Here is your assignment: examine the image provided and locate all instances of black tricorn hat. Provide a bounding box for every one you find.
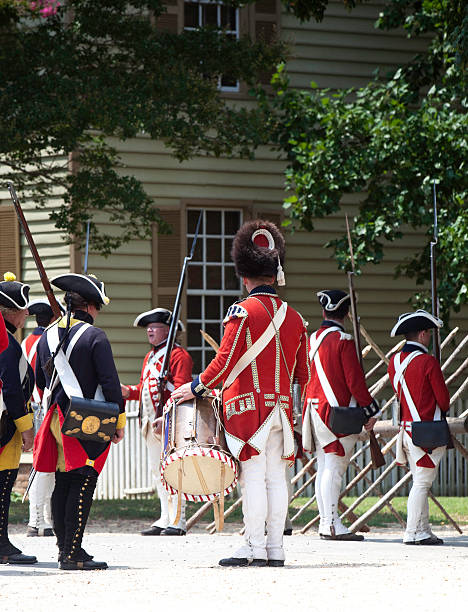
[231,220,286,284]
[133,307,185,332]
[51,273,110,306]
[0,272,30,309]
[317,289,350,312]
[390,309,443,337]
[27,298,65,318]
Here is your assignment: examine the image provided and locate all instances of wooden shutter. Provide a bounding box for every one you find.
[156,1,180,33]
[253,0,280,85]
[152,208,183,312]
[0,207,20,278]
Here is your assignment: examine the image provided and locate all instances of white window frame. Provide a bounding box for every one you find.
[186,207,243,372]
[183,0,240,93]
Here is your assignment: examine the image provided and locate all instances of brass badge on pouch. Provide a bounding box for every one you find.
[81,415,101,435]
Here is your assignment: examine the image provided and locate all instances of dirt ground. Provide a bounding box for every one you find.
[1,520,467,611]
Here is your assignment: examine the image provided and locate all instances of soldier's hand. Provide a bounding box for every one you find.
[121,384,130,399]
[364,416,377,432]
[112,428,125,444]
[171,382,195,405]
[21,428,34,452]
[152,417,163,437]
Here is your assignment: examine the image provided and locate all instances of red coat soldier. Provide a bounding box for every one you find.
[303,290,379,540]
[121,308,192,536]
[388,309,449,545]
[173,220,309,567]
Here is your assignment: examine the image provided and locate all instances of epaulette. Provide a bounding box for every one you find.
[223,303,249,324]
[339,331,353,341]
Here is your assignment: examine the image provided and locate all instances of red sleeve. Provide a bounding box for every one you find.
[341,339,373,406]
[427,358,450,412]
[200,317,247,389]
[170,347,193,388]
[0,313,7,354]
[127,352,150,401]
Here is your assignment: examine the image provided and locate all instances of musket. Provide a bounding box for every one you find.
[155,211,203,418]
[83,220,91,274]
[7,182,62,320]
[430,181,441,363]
[345,216,385,469]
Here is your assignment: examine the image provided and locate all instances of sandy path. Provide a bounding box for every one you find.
[1,521,467,611]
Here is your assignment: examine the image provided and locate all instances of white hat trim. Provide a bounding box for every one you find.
[133,307,172,328]
[51,273,109,305]
[251,229,275,250]
[0,285,29,310]
[390,309,443,337]
[317,291,350,312]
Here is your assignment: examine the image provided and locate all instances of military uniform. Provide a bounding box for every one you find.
[303,290,378,540]
[33,273,125,569]
[0,273,37,564]
[22,299,61,537]
[187,221,309,566]
[388,310,449,545]
[126,311,192,534]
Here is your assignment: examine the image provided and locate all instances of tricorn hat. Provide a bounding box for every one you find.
[317,289,350,312]
[27,298,65,318]
[231,220,286,285]
[0,272,30,310]
[133,307,185,332]
[51,273,110,306]
[390,309,443,337]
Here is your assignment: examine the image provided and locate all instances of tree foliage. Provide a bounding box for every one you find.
[0,0,285,254]
[260,0,467,321]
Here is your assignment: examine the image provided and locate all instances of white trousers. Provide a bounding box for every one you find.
[315,435,358,536]
[403,436,445,543]
[28,471,55,530]
[144,430,186,530]
[236,410,288,561]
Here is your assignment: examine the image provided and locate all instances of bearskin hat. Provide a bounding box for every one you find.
[231,220,286,284]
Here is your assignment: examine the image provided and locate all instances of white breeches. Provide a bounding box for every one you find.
[403,436,445,543]
[315,435,358,536]
[28,471,55,530]
[236,410,288,561]
[144,430,186,530]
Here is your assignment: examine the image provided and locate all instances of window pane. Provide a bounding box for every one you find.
[225,265,239,290]
[187,295,202,319]
[206,210,221,234]
[205,295,219,319]
[224,210,240,235]
[224,237,234,262]
[187,322,201,346]
[220,74,238,88]
[206,238,221,262]
[184,2,199,27]
[221,5,236,30]
[206,266,221,289]
[202,3,218,26]
[188,209,202,233]
[188,264,203,289]
[205,322,220,344]
[189,237,203,262]
[191,350,202,374]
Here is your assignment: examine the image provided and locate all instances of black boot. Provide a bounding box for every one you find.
[0,469,37,565]
[59,472,106,570]
[51,471,69,561]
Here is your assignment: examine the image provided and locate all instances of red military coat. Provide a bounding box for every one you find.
[127,342,193,422]
[21,328,44,403]
[304,321,373,456]
[388,342,449,467]
[191,286,309,462]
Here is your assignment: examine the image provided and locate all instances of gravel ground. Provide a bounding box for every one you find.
[1,521,467,611]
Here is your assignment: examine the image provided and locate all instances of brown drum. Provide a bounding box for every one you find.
[160,397,238,502]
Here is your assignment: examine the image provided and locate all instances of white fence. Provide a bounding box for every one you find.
[96,399,468,500]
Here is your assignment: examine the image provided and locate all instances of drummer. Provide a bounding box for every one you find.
[121,308,193,536]
[173,220,310,567]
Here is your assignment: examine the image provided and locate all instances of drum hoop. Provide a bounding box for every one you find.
[160,445,239,503]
